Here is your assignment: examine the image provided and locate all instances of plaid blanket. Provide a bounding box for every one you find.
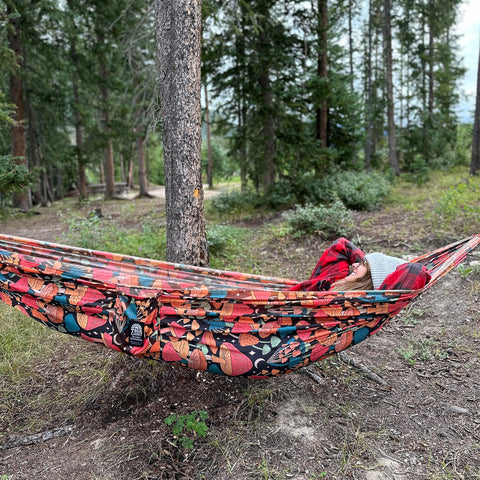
[289,238,431,291]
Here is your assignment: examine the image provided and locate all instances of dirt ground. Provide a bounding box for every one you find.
[0,187,479,480]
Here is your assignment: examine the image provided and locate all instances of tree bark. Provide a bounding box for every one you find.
[137,134,149,196]
[470,45,480,175]
[155,0,208,266]
[316,0,328,151]
[348,0,354,91]
[258,11,276,188]
[8,6,31,210]
[204,82,214,189]
[383,0,400,175]
[364,0,374,171]
[258,66,276,187]
[98,32,115,198]
[73,79,88,199]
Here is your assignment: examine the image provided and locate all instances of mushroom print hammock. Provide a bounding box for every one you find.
[0,234,478,378]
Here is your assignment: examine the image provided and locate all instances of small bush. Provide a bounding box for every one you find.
[326,171,392,211]
[210,190,258,215]
[283,195,353,237]
[164,410,209,450]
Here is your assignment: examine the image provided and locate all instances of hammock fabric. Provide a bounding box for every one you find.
[0,234,478,378]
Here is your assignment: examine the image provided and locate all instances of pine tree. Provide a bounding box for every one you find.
[383,0,399,175]
[155,0,208,266]
[6,1,30,209]
[470,44,480,175]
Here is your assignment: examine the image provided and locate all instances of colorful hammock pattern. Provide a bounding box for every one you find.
[0,234,478,378]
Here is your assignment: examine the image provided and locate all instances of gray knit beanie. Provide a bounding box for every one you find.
[365,252,406,289]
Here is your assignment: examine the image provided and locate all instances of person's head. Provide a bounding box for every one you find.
[331,253,406,291]
[331,258,374,291]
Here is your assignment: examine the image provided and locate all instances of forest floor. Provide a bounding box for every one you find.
[0,183,480,480]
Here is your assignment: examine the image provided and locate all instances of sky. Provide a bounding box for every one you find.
[456,0,479,122]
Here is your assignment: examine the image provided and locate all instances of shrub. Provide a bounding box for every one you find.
[210,189,260,216]
[327,170,392,211]
[164,410,209,450]
[283,195,353,237]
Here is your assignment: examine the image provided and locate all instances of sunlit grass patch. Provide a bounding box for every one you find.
[385,166,473,211]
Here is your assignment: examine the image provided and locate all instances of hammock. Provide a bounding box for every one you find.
[0,233,478,378]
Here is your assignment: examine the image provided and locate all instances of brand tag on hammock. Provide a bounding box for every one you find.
[129,321,144,347]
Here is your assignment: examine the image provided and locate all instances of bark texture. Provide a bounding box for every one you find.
[316,0,328,150]
[8,7,31,210]
[155,0,208,266]
[384,0,400,175]
[470,45,480,175]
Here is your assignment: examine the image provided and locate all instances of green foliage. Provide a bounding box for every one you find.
[64,213,166,259]
[283,195,353,237]
[430,180,480,235]
[147,133,165,186]
[326,171,392,211]
[202,139,237,181]
[0,155,36,196]
[207,224,247,258]
[210,190,260,217]
[0,303,56,381]
[164,410,209,450]
[457,264,473,279]
[402,153,431,185]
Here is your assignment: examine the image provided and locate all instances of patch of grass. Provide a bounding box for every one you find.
[398,338,449,366]
[338,426,375,477]
[385,166,472,210]
[207,224,251,269]
[401,307,425,326]
[0,303,58,381]
[429,179,480,236]
[63,212,167,259]
[0,303,69,438]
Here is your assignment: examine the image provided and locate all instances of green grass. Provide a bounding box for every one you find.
[0,303,58,380]
[385,166,475,210]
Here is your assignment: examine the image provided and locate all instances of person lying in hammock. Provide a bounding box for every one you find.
[290,237,430,292]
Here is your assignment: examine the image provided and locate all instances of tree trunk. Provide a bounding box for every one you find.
[259,67,276,187]
[204,82,214,189]
[73,79,88,199]
[383,0,400,175]
[316,0,328,151]
[155,0,208,266]
[137,134,149,196]
[104,136,115,197]
[364,0,374,171]
[348,0,354,91]
[236,3,248,192]
[98,32,115,198]
[8,6,31,211]
[258,18,275,188]
[470,45,480,175]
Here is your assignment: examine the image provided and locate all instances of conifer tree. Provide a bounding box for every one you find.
[155,0,208,266]
[470,44,480,175]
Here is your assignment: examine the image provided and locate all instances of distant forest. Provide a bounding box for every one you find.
[0,0,475,209]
